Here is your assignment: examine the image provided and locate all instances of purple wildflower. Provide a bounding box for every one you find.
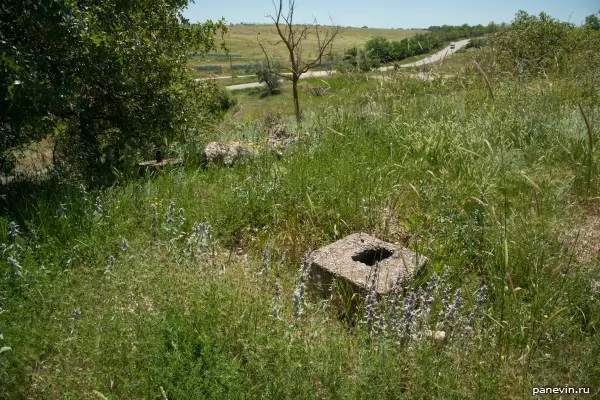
[105,255,115,273]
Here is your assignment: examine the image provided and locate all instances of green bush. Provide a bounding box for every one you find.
[365,37,393,63]
[357,49,380,71]
[466,37,487,49]
[247,58,283,94]
[489,11,579,76]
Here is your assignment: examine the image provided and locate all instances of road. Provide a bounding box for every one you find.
[221,38,471,90]
[221,70,336,91]
[381,38,470,69]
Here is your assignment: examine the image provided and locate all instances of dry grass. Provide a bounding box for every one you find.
[12,138,53,174]
[571,203,600,264]
[0,138,54,183]
[189,24,425,73]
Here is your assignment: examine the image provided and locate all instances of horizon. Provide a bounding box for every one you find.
[184,0,599,29]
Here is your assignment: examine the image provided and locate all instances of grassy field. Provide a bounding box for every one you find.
[2,54,600,398]
[189,24,425,77]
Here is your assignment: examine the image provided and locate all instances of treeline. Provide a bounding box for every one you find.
[343,33,441,70]
[428,22,504,41]
[344,23,500,69]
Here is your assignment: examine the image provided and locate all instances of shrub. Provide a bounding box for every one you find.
[489,11,574,76]
[356,49,380,72]
[343,47,358,67]
[466,37,487,49]
[248,58,283,94]
[194,81,237,116]
[365,37,393,63]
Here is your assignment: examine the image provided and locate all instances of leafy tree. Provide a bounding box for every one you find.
[365,37,392,63]
[585,12,600,30]
[0,0,227,181]
[259,0,340,125]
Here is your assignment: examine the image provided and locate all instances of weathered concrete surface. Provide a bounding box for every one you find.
[309,232,426,296]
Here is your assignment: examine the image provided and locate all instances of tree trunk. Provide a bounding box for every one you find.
[292,74,301,126]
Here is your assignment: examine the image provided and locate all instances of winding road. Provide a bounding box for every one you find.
[213,38,471,90]
[381,38,470,69]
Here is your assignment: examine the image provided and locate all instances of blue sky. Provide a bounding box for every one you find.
[184,0,599,28]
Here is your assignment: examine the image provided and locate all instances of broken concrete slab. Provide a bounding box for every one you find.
[308,232,427,297]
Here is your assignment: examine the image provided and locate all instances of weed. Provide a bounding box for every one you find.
[1,48,599,399]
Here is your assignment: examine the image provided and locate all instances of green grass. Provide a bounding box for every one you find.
[1,69,599,399]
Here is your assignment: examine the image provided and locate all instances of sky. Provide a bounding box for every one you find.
[183,0,599,29]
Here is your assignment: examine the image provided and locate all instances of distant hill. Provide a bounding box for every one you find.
[190,24,427,65]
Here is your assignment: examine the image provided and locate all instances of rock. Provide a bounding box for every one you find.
[203,141,257,167]
[203,142,227,165]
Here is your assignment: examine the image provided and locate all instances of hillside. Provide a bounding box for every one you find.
[2,7,600,399]
[188,24,426,73]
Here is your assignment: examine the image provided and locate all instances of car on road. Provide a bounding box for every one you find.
[450,42,456,49]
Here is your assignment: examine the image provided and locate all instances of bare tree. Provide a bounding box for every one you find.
[259,0,340,125]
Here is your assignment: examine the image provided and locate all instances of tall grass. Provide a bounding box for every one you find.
[0,72,599,399]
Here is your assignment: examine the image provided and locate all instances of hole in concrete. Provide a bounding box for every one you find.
[352,248,393,266]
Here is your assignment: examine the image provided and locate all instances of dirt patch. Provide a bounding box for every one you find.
[563,203,600,293]
[571,204,600,264]
[1,138,54,184]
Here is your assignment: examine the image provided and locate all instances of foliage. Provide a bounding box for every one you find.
[465,37,487,49]
[584,11,600,30]
[488,11,581,76]
[365,36,393,63]
[342,46,380,71]
[357,49,380,71]
[1,70,599,398]
[363,33,444,65]
[0,0,226,181]
[192,81,238,117]
[343,46,359,67]
[249,58,283,94]
[428,22,500,40]
[359,23,502,66]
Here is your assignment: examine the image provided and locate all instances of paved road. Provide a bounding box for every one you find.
[381,38,470,69]
[221,70,335,90]
[223,39,471,90]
